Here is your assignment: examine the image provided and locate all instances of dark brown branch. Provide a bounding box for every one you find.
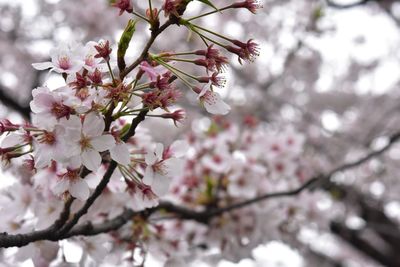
[0,85,30,119]
[55,161,118,237]
[63,209,139,238]
[0,196,74,247]
[330,221,400,267]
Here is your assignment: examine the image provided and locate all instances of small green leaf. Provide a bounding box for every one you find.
[117,19,137,72]
[196,0,219,11]
[120,123,131,137]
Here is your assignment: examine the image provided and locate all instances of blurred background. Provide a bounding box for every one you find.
[2,0,400,266]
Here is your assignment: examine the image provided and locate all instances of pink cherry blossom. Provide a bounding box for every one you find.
[32,43,84,74]
[65,112,115,171]
[197,86,231,115]
[143,143,184,196]
[52,157,90,200]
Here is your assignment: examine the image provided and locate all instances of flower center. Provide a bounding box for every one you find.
[51,102,71,119]
[64,169,80,181]
[58,56,71,70]
[79,135,92,150]
[39,131,56,145]
[153,161,168,175]
[85,55,94,66]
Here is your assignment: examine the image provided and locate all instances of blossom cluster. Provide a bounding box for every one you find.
[0,0,286,266]
[101,117,334,264]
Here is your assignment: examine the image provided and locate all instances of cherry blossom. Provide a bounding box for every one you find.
[197,86,231,115]
[52,157,90,200]
[143,143,184,196]
[65,112,115,171]
[32,43,84,74]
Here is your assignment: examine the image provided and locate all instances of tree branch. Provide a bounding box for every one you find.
[0,85,30,119]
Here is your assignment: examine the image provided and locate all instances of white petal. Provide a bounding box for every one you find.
[169,140,189,158]
[152,173,171,196]
[155,143,164,159]
[142,167,154,186]
[61,115,82,131]
[34,148,53,168]
[202,91,231,115]
[67,155,82,169]
[69,179,90,201]
[83,112,105,137]
[82,149,102,171]
[30,93,54,113]
[91,135,115,152]
[52,179,69,196]
[145,145,158,165]
[1,133,24,148]
[110,143,130,165]
[32,62,54,70]
[164,158,184,178]
[126,95,142,109]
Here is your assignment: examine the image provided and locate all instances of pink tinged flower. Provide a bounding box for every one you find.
[32,44,84,74]
[66,112,116,171]
[83,41,105,72]
[196,87,231,115]
[143,143,184,196]
[228,176,257,198]
[163,139,189,159]
[30,87,74,129]
[52,160,90,201]
[112,0,133,15]
[126,182,159,211]
[33,126,68,168]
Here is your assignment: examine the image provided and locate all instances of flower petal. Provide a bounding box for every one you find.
[169,140,189,158]
[110,142,130,165]
[1,133,24,148]
[91,135,115,152]
[69,178,90,201]
[82,149,101,171]
[52,179,69,196]
[152,173,171,196]
[142,167,154,186]
[32,62,54,70]
[83,112,105,137]
[163,158,184,178]
[201,90,231,115]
